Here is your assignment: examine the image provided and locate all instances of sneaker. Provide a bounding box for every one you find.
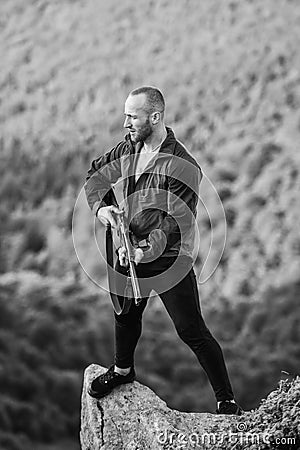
[88,365,135,399]
[216,400,243,415]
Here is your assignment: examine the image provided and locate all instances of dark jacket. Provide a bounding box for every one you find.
[84,127,202,262]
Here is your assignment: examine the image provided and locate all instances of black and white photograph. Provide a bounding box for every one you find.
[0,1,299,449]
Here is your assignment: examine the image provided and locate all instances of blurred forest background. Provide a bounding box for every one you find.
[1,0,300,448]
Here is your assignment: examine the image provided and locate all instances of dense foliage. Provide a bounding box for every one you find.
[218,377,300,450]
[0,274,114,449]
[1,0,299,448]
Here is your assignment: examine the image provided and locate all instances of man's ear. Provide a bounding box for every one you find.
[151,112,160,124]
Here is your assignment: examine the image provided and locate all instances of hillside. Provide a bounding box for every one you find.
[0,0,299,448]
[1,0,299,299]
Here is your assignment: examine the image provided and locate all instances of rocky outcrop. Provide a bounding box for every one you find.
[80,364,243,450]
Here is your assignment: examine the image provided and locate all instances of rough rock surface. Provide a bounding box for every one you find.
[80,364,243,450]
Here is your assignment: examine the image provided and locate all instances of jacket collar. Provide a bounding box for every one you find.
[125,126,177,155]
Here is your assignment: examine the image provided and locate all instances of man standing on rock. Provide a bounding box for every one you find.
[84,86,242,415]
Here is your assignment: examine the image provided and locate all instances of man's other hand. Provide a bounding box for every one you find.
[134,248,144,265]
[97,206,123,228]
[118,247,144,267]
[118,246,128,267]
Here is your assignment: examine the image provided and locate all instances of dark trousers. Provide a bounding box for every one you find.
[114,256,234,402]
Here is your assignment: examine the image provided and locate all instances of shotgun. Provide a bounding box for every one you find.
[116,212,143,307]
[105,188,142,314]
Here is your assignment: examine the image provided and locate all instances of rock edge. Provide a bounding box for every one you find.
[80,364,243,449]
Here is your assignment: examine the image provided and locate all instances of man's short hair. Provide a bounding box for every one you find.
[129,86,165,115]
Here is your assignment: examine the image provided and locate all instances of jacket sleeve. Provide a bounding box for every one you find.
[84,141,125,215]
[142,159,202,261]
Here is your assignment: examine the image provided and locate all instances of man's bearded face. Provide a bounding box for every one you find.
[124,94,153,143]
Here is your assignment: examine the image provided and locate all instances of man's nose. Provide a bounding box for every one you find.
[123,116,131,128]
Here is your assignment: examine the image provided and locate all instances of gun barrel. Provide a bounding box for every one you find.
[128,260,142,300]
[118,216,142,305]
